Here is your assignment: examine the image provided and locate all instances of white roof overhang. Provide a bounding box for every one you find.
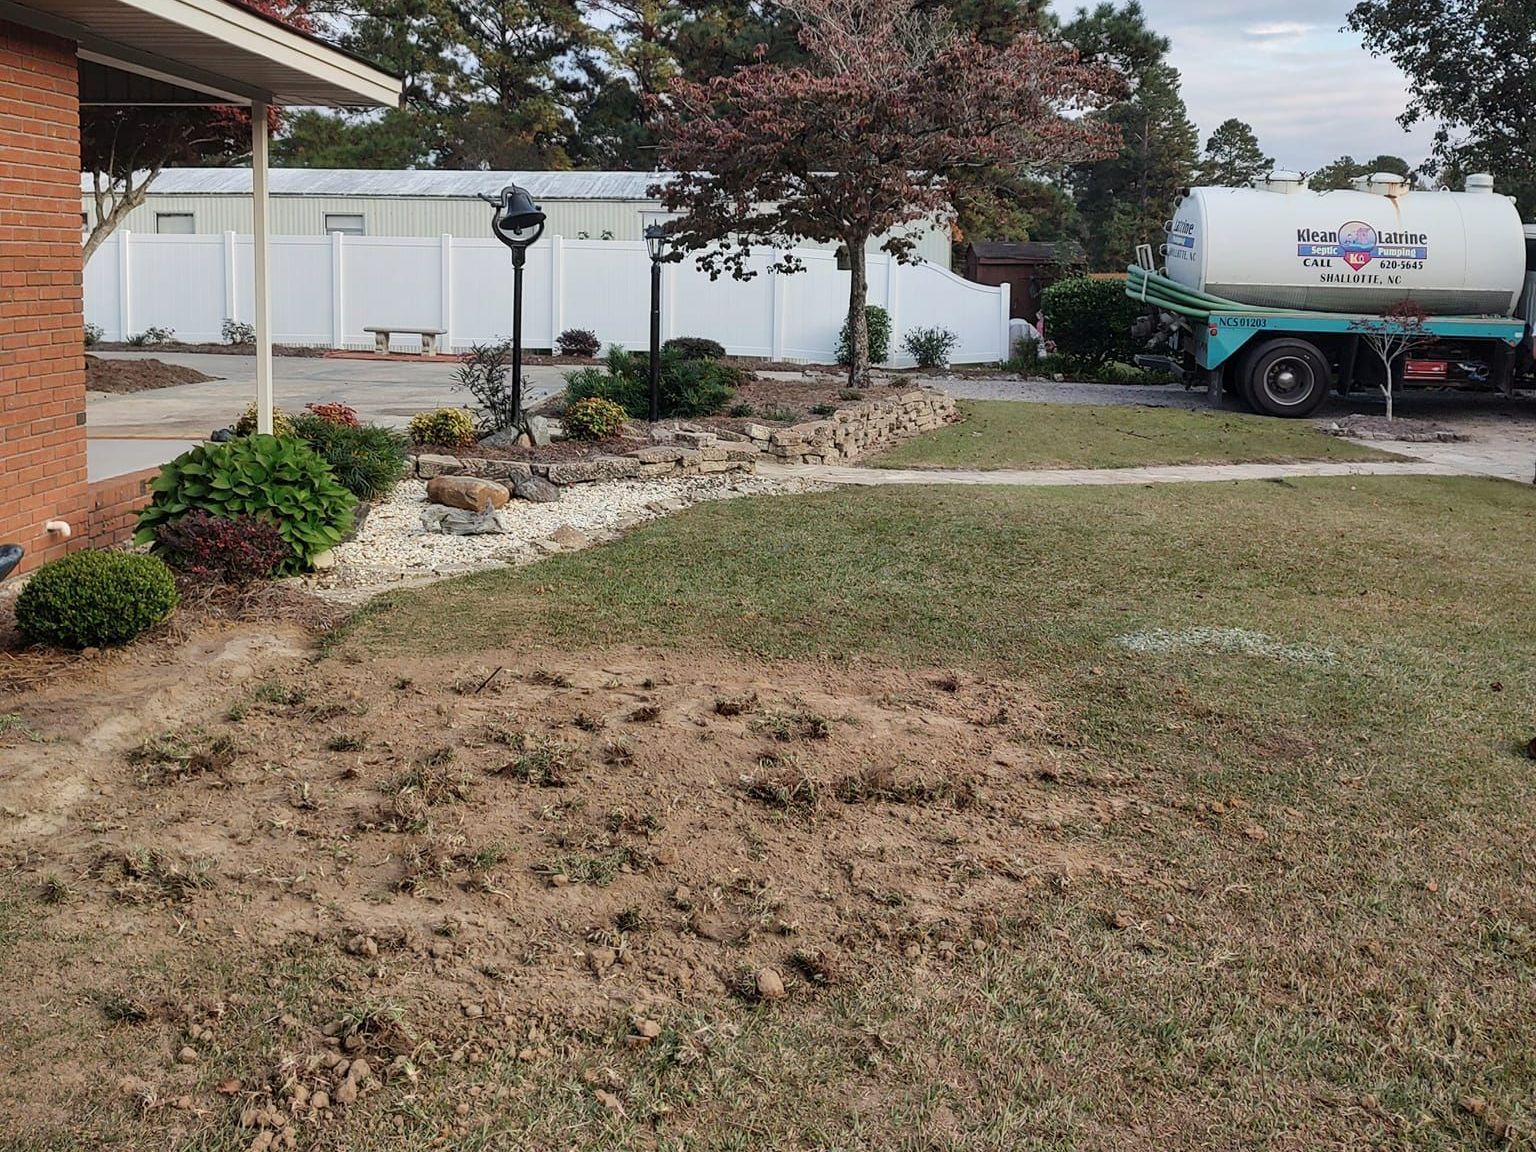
[0,0,399,107]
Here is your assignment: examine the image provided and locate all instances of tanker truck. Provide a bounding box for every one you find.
[1126,172,1535,417]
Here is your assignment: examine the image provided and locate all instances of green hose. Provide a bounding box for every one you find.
[1123,266,1294,317]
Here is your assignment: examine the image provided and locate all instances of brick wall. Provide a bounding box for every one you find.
[86,466,157,547]
[0,21,86,572]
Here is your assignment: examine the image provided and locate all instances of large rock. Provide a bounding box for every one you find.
[426,474,509,513]
[421,506,515,535]
[546,456,643,485]
[415,453,464,479]
[512,474,561,503]
[629,445,685,464]
[528,415,563,447]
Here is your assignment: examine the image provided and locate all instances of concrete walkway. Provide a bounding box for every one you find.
[87,351,568,438]
[760,457,1517,488]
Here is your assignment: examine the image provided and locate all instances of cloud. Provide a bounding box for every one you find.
[1049,0,1438,169]
[1244,22,1315,37]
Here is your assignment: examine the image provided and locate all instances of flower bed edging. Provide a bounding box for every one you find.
[742,388,957,464]
[408,443,758,488]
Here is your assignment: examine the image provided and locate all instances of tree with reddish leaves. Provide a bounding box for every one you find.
[652,0,1119,384]
[80,0,313,262]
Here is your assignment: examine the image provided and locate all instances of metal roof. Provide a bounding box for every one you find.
[81,168,674,200]
[967,241,1085,263]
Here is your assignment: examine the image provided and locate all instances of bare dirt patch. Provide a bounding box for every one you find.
[86,355,215,394]
[0,629,1141,1144]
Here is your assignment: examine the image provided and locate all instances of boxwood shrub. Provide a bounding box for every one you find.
[1040,277,1142,368]
[15,550,178,649]
[136,435,355,573]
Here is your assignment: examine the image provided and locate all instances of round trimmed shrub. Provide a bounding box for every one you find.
[16,550,178,649]
[663,336,726,361]
[135,435,355,574]
[407,407,476,450]
[563,396,628,441]
[1040,277,1142,368]
[557,328,601,358]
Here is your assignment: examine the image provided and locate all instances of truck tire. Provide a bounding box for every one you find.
[1239,338,1331,417]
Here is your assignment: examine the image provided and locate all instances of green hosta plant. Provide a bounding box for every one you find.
[136,435,355,573]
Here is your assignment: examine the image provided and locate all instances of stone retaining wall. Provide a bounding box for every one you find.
[409,442,758,487]
[743,388,956,464]
[406,387,956,482]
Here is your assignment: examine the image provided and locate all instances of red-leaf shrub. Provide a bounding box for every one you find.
[305,401,361,427]
[153,510,292,584]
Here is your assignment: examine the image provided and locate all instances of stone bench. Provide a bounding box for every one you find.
[363,326,447,356]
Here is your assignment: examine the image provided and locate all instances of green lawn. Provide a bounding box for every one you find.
[332,477,1536,1146]
[870,400,1395,470]
[11,477,1534,1151]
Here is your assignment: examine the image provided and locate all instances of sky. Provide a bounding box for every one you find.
[1049,0,1437,173]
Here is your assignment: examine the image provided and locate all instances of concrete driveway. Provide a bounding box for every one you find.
[87,351,571,479]
[87,352,569,438]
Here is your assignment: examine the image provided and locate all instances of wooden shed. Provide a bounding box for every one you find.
[963,241,1085,321]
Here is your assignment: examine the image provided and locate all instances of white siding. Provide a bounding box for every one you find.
[87,194,953,266]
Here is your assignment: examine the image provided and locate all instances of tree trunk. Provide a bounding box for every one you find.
[846,235,870,388]
[82,173,156,264]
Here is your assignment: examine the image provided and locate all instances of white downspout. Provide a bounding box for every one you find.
[252,100,274,435]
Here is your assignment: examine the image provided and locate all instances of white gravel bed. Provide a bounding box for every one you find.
[307,473,828,602]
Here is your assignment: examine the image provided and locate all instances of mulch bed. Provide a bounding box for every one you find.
[0,578,345,694]
[85,355,215,394]
[89,342,325,357]
[696,376,908,432]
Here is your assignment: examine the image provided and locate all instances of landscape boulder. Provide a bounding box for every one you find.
[511,475,561,503]
[421,505,515,535]
[426,474,509,513]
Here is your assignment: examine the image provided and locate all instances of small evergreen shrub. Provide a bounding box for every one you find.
[556,328,601,358]
[810,402,838,417]
[902,326,959,370]
[304,401,360,427]
[1004,335,1042,373]
[407,408,476,450]
[1041,277,1141,368]
[563,396,628,440]
[454,340,519,433]
[233,403,295,439]
[15,550,178,649]
[126,325,176,347]
[136,435,355,574]
[153,511,290,584]
[838,388,865,401]
[663,336,726,361]
[562,346,742,421]
[292,414,407,500]
[84,322,104,348]
[221,318,256,345]
[728,402,757,417]
[835,306,891,366]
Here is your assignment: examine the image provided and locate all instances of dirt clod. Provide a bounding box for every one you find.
[176,1046,198,1065]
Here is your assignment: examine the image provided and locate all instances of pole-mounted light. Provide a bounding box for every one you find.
[644,224,671,423]
[480,184,548,432]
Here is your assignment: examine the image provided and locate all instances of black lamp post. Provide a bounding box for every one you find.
[482,184,546,430]
[644,223,669,423]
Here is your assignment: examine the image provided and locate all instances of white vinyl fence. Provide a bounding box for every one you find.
[83,232,1011,366]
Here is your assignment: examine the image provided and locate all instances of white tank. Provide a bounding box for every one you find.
[1164,178,1526,315]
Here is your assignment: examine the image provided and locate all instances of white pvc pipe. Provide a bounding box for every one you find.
[252,100,273,435]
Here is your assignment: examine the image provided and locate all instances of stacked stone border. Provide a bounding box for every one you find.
[407,387,956,483]
[745,388,957,465]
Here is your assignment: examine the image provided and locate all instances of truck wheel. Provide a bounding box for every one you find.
[1239,339,1331,418]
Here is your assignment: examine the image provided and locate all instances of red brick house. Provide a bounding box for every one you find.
[0,0,397,572]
